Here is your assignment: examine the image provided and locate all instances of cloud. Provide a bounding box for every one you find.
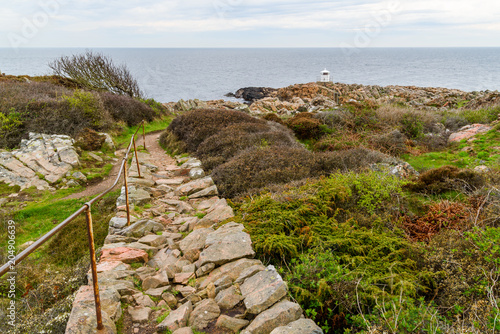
[0,0,499,47]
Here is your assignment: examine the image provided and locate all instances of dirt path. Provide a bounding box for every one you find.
[64,132,175,200]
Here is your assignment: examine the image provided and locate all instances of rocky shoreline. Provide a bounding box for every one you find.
[163,82,500,115]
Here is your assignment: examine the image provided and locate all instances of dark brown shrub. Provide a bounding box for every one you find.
[370,130,408,156]
[167,108,263,152]
[196,122,298,171]
[313,131,365,151]
[313,148,388,174]
[287,113,323,140]
[444,115,469,132]
[75,128,106,151]
[406,165,484,194]
[262,113,284,125]
[101,92,156,126]
[212,145,315,197]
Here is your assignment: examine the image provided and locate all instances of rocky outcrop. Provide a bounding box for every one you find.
[448,124,492,143]
[66,150,322,334]
[0,133,80,190]
[233,87,278,102]
[227,82,500,115]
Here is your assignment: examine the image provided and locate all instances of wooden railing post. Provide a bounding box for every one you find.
[84,203,104,330]
[142,122,146,150]
[132,136,142,178]
[123,159,131,226]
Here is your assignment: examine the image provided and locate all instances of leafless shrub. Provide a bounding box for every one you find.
[49,50,143,98]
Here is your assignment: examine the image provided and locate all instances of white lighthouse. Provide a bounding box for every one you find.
[319,68,331,82]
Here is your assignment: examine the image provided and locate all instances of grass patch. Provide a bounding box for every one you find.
[114,116,173,146]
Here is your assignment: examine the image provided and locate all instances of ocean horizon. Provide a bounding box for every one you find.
[1,47,499,102]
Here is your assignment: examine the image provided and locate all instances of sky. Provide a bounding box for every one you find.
[1,0,499,48]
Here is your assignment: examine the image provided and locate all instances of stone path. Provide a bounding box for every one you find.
[65,136,323,334]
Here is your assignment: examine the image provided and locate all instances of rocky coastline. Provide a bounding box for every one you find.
[163,82,500,115]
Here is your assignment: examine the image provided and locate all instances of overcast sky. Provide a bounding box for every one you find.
[1,0,499,48]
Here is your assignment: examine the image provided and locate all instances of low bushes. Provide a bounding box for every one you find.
[406,165,484,195]
[167,108,262,152]
[196,122,298,171]
[0,79,162,149]
[286,112,324,140]
[233,172,436,332]
[212,145,316,198]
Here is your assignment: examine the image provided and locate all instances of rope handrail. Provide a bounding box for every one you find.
[0,120,148,330]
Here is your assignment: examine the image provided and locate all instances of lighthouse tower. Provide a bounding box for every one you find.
[319,68,331,82]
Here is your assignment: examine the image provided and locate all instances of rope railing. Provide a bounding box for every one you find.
[0,120,148,330]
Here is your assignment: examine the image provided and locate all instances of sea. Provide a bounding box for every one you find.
[1,47,499,103]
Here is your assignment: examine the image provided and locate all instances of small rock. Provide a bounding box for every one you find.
[88,152,103,162]
[72,171,87,182]
[189,167,205,180]
[138,234,167,247]
[100,247,148,264]
[127,306,152,323]
[216,315,249,333]
[157,301,193,332]
[162,292,178,309]
[270,318,324,334]
[188,298,221,330]
[172,328,194,334]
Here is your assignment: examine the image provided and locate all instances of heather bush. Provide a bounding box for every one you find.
[159,130,186,155]
[196,121,298,171]
[101,92,158,126]
[370,129,408,156]
[0,80,160,148]
[312,148,387,174]
[406,165,484,195]
[261,112,285,125]
[314,108,355,130]
[167,108,263,152]
[74,128,106,151]
[287,112,324,140]
[212,145,315,198]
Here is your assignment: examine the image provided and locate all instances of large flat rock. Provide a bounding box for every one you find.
[270,319,324,334]
[197,223,255,267]
[242,301,302,334]
[240,265,288,314]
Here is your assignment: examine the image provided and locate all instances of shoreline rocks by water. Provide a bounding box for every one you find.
[164,82,500,116]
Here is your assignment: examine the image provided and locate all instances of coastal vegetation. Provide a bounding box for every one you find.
[0,54,172,333]
[160,95,500,333]
[1,53,499,332]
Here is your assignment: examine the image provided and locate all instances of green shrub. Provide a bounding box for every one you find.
[62,90,105,127]
[400,112,424,139]
[459,107,500,124]
[159,130,186,156]
[234,172,434,333]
